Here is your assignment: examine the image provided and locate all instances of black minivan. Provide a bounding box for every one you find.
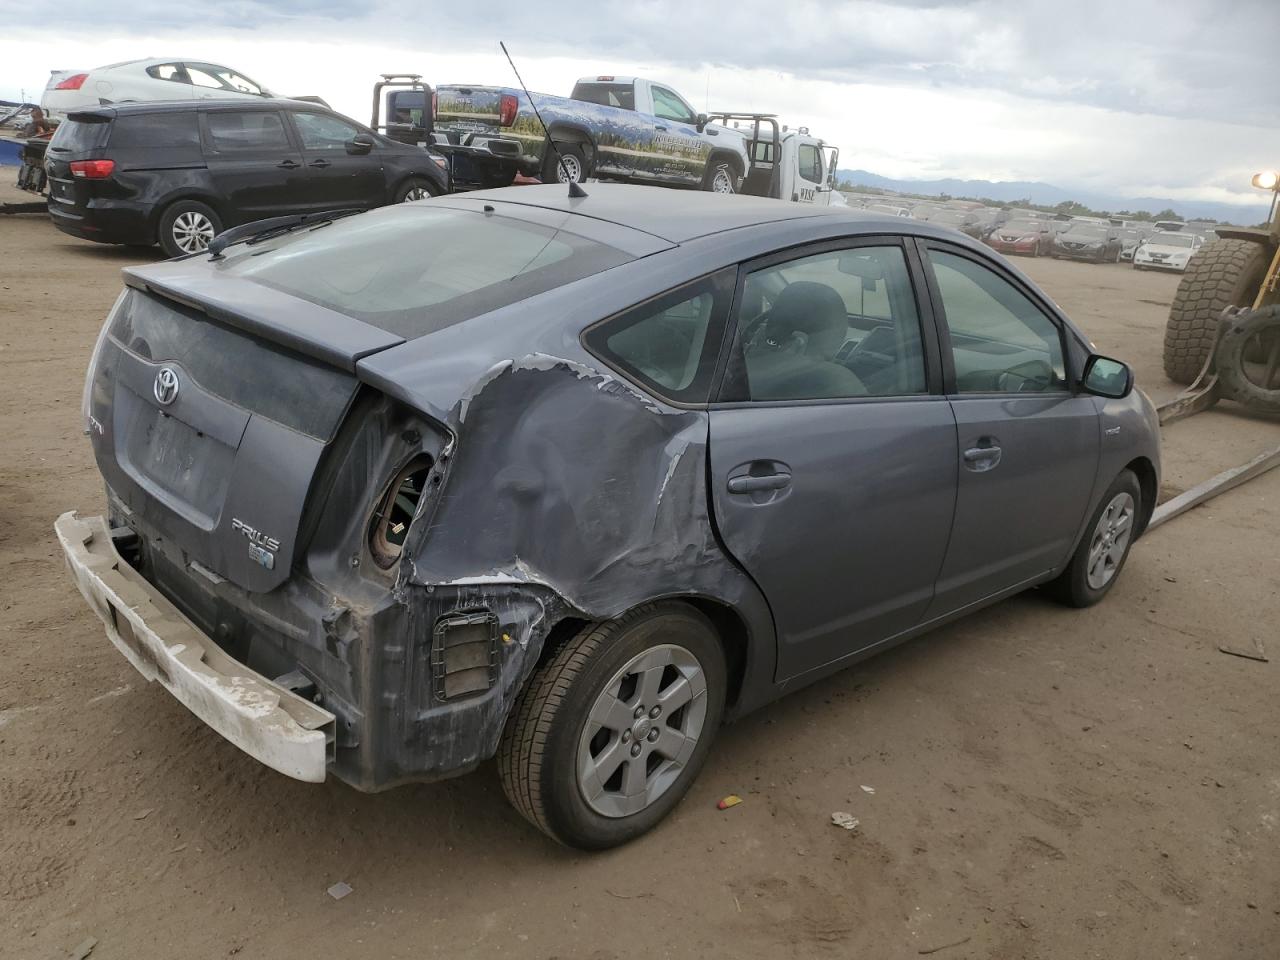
[45,100,450,256]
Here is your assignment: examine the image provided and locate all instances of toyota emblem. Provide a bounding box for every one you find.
[153,367,180,406]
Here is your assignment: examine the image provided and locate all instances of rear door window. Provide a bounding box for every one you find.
[205,111,291,152]
[145,63,189,84]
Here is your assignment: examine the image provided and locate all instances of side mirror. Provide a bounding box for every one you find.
[1081,354,1133,399]
[695,112,709,133]
[346,134,374,156]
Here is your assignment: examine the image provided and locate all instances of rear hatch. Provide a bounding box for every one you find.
[44,111,112,214]
[89,267,403,593]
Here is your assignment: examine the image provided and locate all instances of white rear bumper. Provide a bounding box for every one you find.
[55,512,335,782]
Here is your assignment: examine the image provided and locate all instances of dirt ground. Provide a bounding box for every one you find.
[2,181,1278,960]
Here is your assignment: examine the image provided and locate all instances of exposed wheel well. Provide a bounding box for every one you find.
[536,596,750,711]
[1125,456,1158,536]
[546,126,595,166]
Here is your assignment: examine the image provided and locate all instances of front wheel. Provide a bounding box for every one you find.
[157,200,222,258]
[1045,470,1142,607]
[702,159,739,194]
[394,176,438,203]
[497,602,726,849]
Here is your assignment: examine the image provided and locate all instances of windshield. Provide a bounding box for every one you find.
[221,205,632,338]
[1003,220,1042,233]
[1064,224,1107,238]
[1150,233,1195,248]
[929,210,970,224]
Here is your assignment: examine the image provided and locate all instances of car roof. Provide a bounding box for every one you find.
[453,183,929,243]
[65,99,328,121]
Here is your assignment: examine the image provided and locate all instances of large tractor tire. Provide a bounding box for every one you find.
[1163,238,1270,384]
[1216,305,1280,414]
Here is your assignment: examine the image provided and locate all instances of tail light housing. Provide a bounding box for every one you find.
[55,73,88,90]
[368,455,434,568]
[499,94,518,127]
[70,159,115,179]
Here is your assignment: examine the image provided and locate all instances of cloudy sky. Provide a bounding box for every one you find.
[3,0,1277,215]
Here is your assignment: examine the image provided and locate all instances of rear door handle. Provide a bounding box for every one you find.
[727,473,791,494]
[962,442,1003,472]
[309,159,331,169]
[277,159,300,169]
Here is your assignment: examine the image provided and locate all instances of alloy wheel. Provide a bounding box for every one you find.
[1086,492,1135,589]
[401,186,430,202]
[171,211,216,254]
[576,643,708,818]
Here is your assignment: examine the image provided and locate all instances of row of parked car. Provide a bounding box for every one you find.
[840,193,1213,273]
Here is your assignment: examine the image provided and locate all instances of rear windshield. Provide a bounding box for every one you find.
[49,117,109,153]
[222,205,633,339]
[571,82,636,110]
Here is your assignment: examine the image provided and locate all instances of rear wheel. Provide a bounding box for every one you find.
[541,142,588,184]
[1163,238,1271,384]
[497,602,726,849]
[157,200,221,258]
[1045,470,1141,608]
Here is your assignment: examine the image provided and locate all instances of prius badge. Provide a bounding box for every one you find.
[231,518,282,571]
[153,367,179,406]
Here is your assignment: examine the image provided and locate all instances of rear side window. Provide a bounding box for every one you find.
[222,205,633,338]
[49,118,109,153]
[109,112,201,149]
[205,111,290,152]
[146,63,188,83]
[583,270,734,404]
[571,83,636,110]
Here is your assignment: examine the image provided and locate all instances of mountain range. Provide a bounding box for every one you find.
[836,169,1269,226]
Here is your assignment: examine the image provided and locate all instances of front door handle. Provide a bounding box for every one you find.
[277,159,301,169]
[727,473,791,494]
[309,159,331,169]
[654,124,668,131]
[962,441,1003,472]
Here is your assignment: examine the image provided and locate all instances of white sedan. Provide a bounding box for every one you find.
[1133,231,1204,272]
[42,59,277,119]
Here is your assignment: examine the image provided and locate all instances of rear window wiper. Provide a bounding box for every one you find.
[206,208,364,260]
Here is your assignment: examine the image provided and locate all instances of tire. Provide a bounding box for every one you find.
[157,200,222,258]
[541,142,588,184]
[394,176,438,203]
[1163,238,1271,385]
[497,601,727,850]
[1215,305,1280,413]
[702,158,739,194]
[1045,470,1142,608]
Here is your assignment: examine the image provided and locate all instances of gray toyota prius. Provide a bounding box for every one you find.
[57,184,1160,848]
